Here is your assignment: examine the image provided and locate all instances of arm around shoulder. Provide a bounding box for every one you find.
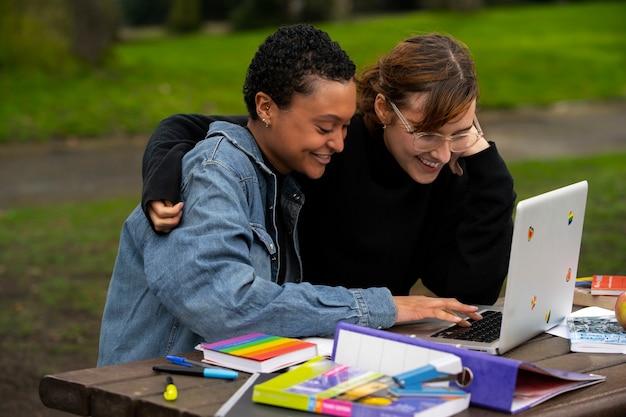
[141,114,247,228]
[143,139,397,341]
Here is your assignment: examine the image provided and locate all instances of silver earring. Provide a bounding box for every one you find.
[262,118,269,128]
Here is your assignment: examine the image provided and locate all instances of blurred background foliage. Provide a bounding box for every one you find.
[2,0,623,73]
[0,0,118,72]
[1,0,608,72]
[0,0,624,143]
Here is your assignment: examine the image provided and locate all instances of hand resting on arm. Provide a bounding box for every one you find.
[149,200,184,233]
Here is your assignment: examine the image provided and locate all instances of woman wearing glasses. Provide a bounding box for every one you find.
[142,33,515,306]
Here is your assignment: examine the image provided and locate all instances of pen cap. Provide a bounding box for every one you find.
[203,367,238,380]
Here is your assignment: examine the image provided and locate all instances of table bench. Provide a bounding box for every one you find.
[40,331,626,416]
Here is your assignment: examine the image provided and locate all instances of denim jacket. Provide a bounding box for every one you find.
[98,121,395,366]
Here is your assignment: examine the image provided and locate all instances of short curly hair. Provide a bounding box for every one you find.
[243,24,356,119]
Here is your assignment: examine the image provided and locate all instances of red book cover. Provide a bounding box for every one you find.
[591,275,626,295]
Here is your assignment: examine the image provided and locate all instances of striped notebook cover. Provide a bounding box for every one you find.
[198,333,318,373]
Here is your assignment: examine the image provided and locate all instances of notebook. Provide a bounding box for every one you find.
[392,180,588,355]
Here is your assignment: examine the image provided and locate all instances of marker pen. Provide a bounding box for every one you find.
[166,355,217,369]
[163,376,178,401]
[153,365,238,380]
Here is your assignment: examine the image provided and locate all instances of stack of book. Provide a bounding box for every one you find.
[573,275,626,310]
[590,275,626,296]
[252,356,470,417]
[196,333,318,374]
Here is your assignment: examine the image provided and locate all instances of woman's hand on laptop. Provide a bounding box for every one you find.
[393,296,483,327]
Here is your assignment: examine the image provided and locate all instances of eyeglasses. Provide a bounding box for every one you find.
[388,100,483,153]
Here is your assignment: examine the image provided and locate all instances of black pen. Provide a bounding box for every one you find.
[153,365,238,380]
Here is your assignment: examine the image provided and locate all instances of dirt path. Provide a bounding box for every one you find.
[1,100,625,210]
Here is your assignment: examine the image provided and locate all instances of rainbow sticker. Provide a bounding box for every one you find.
[530,295,537,310]
[545,310,551,324]
[527,226,534,241]
[568,211,574,225]
[566,268,572,282]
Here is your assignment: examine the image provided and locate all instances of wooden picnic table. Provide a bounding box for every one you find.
[40,324,626,416]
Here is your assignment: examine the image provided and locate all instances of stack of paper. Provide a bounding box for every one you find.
[566,308,626,354]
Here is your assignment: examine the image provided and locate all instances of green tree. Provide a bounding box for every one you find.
[230,0,334,30]
[167,0,203,34]
[0,0,118,73]
[331,0,353,20]
[116,0,171,26]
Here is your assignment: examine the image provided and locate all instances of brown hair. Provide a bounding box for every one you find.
[357,33,478,135]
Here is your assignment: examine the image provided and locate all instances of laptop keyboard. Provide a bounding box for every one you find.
[431,310,502,343]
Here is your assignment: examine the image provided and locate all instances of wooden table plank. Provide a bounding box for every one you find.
[133,380,250,417]
[39,328,626,417]
[39,356,164,415]
[90,373,250,417]
[39,353,227,417]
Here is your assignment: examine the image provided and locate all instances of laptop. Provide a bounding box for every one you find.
[391,180,589,355]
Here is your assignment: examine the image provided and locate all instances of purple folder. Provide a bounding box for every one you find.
[331,322,605,414]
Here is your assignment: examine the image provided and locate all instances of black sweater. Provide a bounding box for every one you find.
[142,114,516,304]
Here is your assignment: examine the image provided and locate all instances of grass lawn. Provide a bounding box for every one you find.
[510,153,626,276]
[1,1,624,143]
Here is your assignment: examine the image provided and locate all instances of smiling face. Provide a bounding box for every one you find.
[376,93,477,184]
[253,77,357,179]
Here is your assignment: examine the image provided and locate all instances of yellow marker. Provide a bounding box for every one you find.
[164,376,178,401]
[359,396,392,406]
